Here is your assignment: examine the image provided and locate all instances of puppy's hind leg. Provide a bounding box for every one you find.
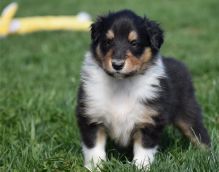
[174,98,211,147]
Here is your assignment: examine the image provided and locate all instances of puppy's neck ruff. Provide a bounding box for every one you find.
[81,52,166,146]
[82,52,165,85]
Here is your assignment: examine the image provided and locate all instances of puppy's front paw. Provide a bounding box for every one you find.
[133,156,152,170]
[84,156,105,172]
[133,146,157,170]
[83,143,106,171]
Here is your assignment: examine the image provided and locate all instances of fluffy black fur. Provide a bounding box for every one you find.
[76,9,210,158]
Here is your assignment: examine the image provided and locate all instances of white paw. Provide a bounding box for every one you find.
[84,155,106,171]
[83,143,106,171]
[133,146,157,170]
[133,156,152,170]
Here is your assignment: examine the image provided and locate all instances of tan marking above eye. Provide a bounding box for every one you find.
[128,31,138,42]
[106,30,114,40]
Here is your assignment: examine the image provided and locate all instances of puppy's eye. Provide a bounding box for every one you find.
[105,39,113,46]
[130,40,137,47]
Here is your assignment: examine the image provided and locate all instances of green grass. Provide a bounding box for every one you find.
[0,0,219,171]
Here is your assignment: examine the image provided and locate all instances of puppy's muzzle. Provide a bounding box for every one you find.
[112,59,125,71]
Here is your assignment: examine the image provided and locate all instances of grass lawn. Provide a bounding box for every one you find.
[0,0,219,171]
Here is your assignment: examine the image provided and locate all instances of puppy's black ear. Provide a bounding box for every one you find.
[144,17,164,51]
[90,16,106,43]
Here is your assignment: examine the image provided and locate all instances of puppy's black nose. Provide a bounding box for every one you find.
[112,59,125,71]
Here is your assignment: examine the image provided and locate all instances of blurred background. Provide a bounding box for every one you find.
[0,0,219,171]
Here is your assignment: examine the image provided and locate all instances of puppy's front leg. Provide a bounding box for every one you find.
[133,126,162,170]
[82,126,106,171]
[77,89,107,170]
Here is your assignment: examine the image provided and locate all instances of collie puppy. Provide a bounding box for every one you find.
[76,10,210,170]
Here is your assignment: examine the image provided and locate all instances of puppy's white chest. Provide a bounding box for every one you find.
[85,81,146,146]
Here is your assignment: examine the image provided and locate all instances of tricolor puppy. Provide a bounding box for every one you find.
[76,10,210,170]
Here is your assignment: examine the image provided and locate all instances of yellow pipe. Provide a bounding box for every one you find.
[0,2,92,37]
[13,16,92,34]
[0,2,18,37]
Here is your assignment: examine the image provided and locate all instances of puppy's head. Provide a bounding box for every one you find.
[90,10,164,79]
